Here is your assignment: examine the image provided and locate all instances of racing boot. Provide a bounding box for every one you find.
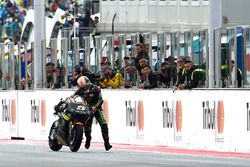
[104,141,112,151]
[101,124,112,151]
[84,131,92,149]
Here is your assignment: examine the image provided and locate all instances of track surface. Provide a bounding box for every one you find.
[1,140,250,167]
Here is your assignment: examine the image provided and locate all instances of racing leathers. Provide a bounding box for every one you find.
[73,83,112,151]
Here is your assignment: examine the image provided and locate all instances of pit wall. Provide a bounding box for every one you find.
[0,89,250,153]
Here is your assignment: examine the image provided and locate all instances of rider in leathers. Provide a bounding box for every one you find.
[73,76,112,151]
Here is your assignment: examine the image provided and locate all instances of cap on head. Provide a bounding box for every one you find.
[77,76,90,88]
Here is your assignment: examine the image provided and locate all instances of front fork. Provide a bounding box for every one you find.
[49,120,60,140]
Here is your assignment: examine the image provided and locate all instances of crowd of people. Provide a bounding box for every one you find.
[0,0,96,43]
[0,1,242,91]
[0,0,99,90]
[0,0,27,43]
[43,39,244,91]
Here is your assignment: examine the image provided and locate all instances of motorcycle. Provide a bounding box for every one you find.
[48,95,93,152]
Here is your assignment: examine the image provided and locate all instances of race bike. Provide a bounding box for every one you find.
[48,95,93,152]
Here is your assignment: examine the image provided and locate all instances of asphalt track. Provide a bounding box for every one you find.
[1,140,250,167]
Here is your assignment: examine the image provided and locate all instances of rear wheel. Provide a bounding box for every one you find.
[48,120,63,151]
[69,124,83,152]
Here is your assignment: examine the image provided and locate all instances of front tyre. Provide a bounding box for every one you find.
[48,120,63,151]
[69,124,83,152]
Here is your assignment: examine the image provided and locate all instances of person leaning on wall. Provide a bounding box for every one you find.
[99,63,124,89]
[138,65,158,89]
[176,60,206,90]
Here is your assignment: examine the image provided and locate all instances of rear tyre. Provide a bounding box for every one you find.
[69,125,83,152]
[48,121,63,151]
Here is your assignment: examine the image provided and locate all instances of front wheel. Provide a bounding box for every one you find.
[48,120,63,151]
[69,124,83,152]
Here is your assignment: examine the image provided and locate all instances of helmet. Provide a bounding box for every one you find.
[77,76,91,88]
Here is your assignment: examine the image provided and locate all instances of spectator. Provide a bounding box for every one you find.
[223,60,243,88]
[134,42,149,73]
[6,2,15,18]
[78,9,95,47]
[72,65,82,87]
[122,56,137,88]
[53,66,66,89]
[99,64,124,89]
[138,57,149,79]
[175,56,187,88]
[0,1,24,42]
[158,61,177,88]
[46,62,55,88]
[177,60,206,90]
[164,56,177,87]
[92,15,100,38]
[138,65,158,89]
[19,76,32,90]
[94,16,99,25]
[79,9,94,31]
[12,17,22,36]
[2,16,13,38]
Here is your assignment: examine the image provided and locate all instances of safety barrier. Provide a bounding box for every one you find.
[0,89,250,153]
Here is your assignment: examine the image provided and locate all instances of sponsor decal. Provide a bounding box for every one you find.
[103,100,109,124]
[215,100,224,142]
[125,100,137,127]
[31,100,40,123]
[137,100,144,131]
[175,100,182,133]
[162,100,182,141]
[174,100,183,141]
[31,99,46,127]
[247,102,250,131]
[202,100,224,142]
[2,99,10,122]
[11,99,16,125]
[41,100,46,127]
[202,101,215,130]
[125,100,144,139]
[162,101,174,128]
[217,100,224,134]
